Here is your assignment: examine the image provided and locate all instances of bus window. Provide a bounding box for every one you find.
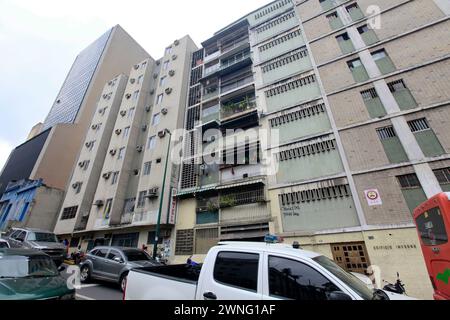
[416,207,448,246]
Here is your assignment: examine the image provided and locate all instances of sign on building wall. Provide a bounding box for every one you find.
[364,189,383,206]
[168,188,177,224]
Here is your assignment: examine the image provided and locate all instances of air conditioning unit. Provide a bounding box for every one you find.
[109,149,117,156]
[145,106,152,112]
[91,124,98,130]
[98,108,105,115]
[158,130,166,138]
[115,129,122,135]
[156,60,161,66]
[161,108,168,115]
[130,78,135,84]
[102,94,108,99]
[169,70,175,77]
[94,200,104,207]
[146,187,159,198]
[136,146,143,153]
[172,54,178,60]
[125,93,131,99]
[78,161,84,168]
[153,73,158,79]
[72,182,80,189]
[133,169,139,176]
[120,110,127,117]
[150,89,155,95]
[85,142,93,148]
[108,80,115,86]
[165,88,173,94]
[133,64,139,70]
[174,39,180,46]
[102,172,111,179]
[142,125,148,131]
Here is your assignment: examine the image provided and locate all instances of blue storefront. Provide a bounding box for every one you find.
[0,179,43,231]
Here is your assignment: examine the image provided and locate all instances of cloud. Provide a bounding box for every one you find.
[0,139,13,172]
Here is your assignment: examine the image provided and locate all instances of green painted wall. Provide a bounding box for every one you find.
[381,137,409,163]
[280,197,360,232]
[274,113,331,144]
[364,97,386,118]
[257,16,298,43]
[277,150,344,183]
[393,90,417,111]
[401,188,427,214]
[350,65,369,82]
[196,211,219,224]
[266,83,321,112]
[414,131,445,157]
[338,40,355,55]
[361,30,378,46]
[262,56,312,84]
[375,57,396,75]
[259,35,305,62]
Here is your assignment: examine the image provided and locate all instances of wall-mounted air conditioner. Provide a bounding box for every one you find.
[120,110,127,117]
[165,88,173,94]
[115,129,122,135]
[161,108,168,115]
[109,149,116,156]
[136,146,143,153]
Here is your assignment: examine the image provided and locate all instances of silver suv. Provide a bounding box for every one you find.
[4,228,66,266]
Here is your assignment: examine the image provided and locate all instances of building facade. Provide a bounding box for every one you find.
[54,36,198,256]
[172,0,450,299]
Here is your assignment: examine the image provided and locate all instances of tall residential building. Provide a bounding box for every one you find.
[0,25,150,232]
[172,0,450,299]
[54,37,198,253]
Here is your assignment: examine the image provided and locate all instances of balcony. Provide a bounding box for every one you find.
[221,98,257,120]
[132,210,157,225]
[74,217,88,231]
[202,104,220,124]
[204,63,220,77]
[94,218,110,229]
[221,164,263,184]
[196,197,219,213]
[219,188,265,208]
[204,50,220,64]
[221,37,250,56]
[220,51,251,73]
[203,86,219,101]
[220,75,254,95]
[120,212,134,225]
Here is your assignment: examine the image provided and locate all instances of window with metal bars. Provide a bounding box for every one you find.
[254,0,290,20]
[387,79,407,93]
[433,168,450,184]
[181,159,197,189]
[279,184,351,205]
[261,47,308,73]
[61,206,78,220]
[188,85,201,107]
[360,88,378,101]
[191,49,204,68]
[186,106,201,130]
[269,103,325,127]
[265,74,316,98]
[376,126,396,140]
[397,174,421,189]
[408,118,430,133]
[278,139,336,161]
[258,29,302,53]
[175,229,194,255]
[195,228,219,254]
[256,11,295,34]
[190,66,203,86]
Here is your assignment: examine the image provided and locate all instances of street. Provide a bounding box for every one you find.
[61,266,122,300]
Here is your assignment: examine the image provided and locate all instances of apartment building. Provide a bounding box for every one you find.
[54,36,198,256]
[172,0,450,299]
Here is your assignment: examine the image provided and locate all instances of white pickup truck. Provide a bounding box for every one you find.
[124,242,414,300]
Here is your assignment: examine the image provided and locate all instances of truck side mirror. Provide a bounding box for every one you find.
[327,291,353,301]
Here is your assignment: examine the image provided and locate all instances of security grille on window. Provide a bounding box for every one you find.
[279,184,351,205]
[387,79,407,93]
[269,102,325,127]
[360,88,378,101]
[326,12,339,21]
[195,228,219,254]
[143,161,152,175]
[407,118,430,133]
[137,191,147,208]
[175,229,194,255]
[61,206,78,220]
[278,139,336,161]
[261,47,308,73]
[397,174,421,189]
[188,84,201,107]
[376,126,396,140]
[256,11,295,34]
[186,106,201,130]
[265,74,316,98]
[191,49,204,69]
[258,29,302,53]
[433,168,450,184]
[254,0,290,20]
[190,66,203,86]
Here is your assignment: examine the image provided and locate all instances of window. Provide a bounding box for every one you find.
[160,76,166,87]
[416,207,448,246]
[132,90,140,101]
[147,136,156,150]
[408,118,430,133]
[387,79,407,93]
[111,171,119,185]
[123,126,130,138]
[213,251,259,292]
[87,141,95,151]
[82,160,90,171]
[104,199,112,219]
[326,12,339,21]
[397,174,421,189]
[165,46,173,55]
[118,147,126,160]
[137,75,144,84]
[434,168,450,184]
[175,229,194,255]
[137,191,147,208]
[143,161,152,175]
[61,206,78,220]
[371,49,387,61]
[336,33,350,42]
[107,250,123,261]
[156,93,164,105]
[152,113,161,126]
[128,107,135,119]
[94,248,108,258]
[360,88,378,101]
[163,60,170,70]
[74,182,83,194]
[376,126,396,140]
[347,58,363,70]
[268,256,340,300]
[123,198,135,213]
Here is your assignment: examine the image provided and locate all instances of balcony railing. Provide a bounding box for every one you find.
[221,37,249,55]
[132,211,157,225]
[204,63,221,76]
[120,212,134,225]
[74,218,88,231]
[220,188,265,208]
[220,51,251,70]
[202,104,220,123]
[221,98,256,119]
[220,75,254,95]
[204,50,220,63]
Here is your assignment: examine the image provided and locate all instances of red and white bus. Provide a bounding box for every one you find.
[413,192,450,300]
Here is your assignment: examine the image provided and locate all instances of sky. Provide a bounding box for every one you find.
[0,0,271,170]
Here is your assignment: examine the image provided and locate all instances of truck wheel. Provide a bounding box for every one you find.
[80,265,91,283]
[120,273,128,292]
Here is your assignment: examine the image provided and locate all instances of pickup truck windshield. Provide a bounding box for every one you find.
[313,256,374,300]
[27,232,58,243]
[0,255,59,278]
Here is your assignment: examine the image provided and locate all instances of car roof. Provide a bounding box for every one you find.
[90,246,144,252]
[0,248,48,257]
[216,242,322,259]
[11,227,53,233]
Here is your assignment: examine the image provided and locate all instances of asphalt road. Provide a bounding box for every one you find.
[61,265,122,300]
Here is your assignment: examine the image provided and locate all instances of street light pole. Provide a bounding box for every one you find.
[153,129,172,259]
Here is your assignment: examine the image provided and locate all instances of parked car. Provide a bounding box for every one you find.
[0,248,75,300]
[0,239,10,249]
[79,246,161,291]
[3,228,66,266]
[125,242,416,300]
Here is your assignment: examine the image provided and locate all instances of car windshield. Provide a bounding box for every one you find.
[313,256,374,300]
[0,255,59,278]
[27,232,58,242]
[123,250,150,262]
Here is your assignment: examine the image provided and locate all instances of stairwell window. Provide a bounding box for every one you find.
[118,147,125,160]
[143,161,152,175]
[111,172,119,185]
[157,94,164,105]
[123,126,130,139]
[148,136,156,150]
[132,90,140,101]
[160,76,167,87]
[137,191,147,208]
[128,107,135,119]
[152,113,161,126]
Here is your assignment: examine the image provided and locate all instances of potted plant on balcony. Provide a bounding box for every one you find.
[220,195,236,208]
